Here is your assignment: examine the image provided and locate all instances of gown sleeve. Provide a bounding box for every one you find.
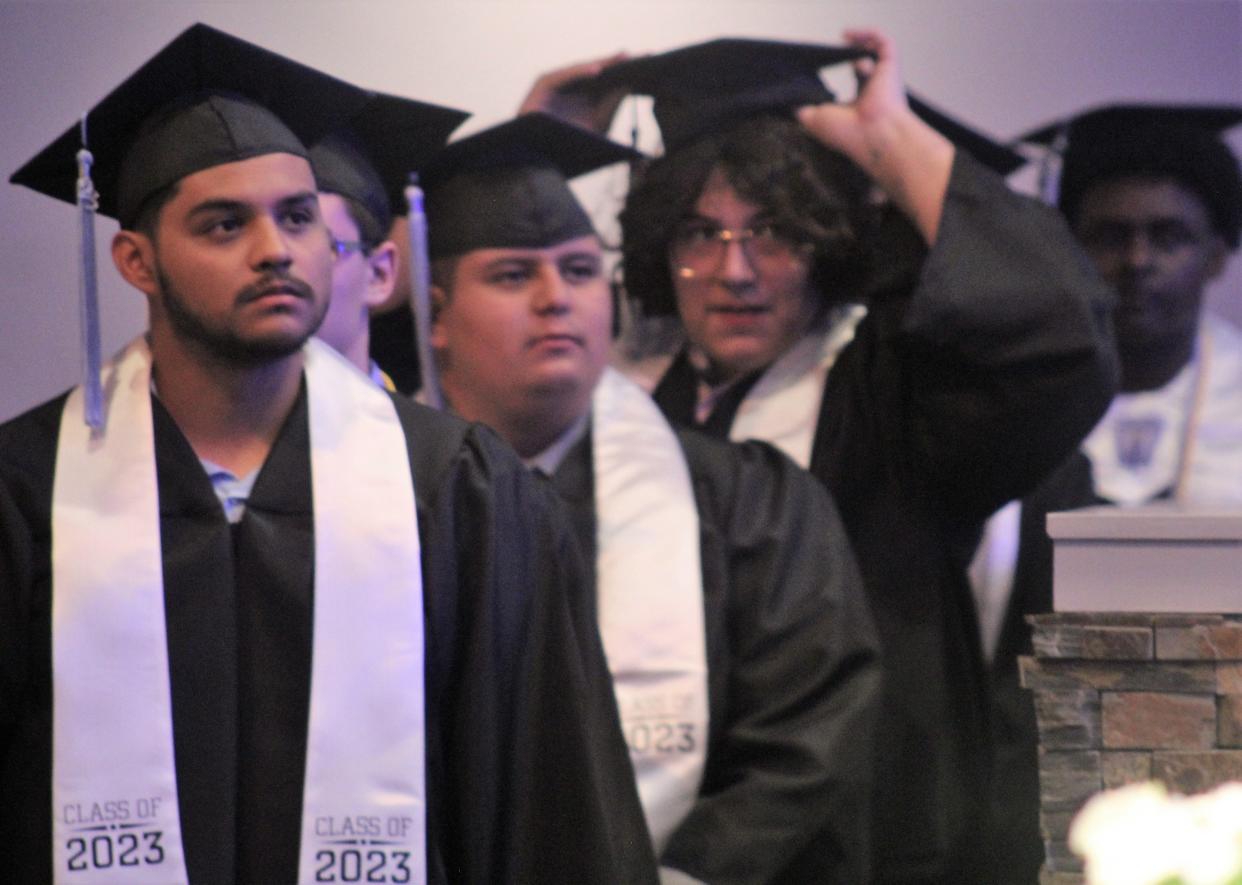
[408,410,657,885]
[819,151,1119,523]
[661,433,882,885]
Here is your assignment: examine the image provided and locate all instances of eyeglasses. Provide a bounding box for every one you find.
[670,220,810,278]
[330,237,368,260]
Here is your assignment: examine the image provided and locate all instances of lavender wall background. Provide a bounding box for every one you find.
[1,0,1239,422]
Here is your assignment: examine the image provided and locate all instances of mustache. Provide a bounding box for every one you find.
[236,273,314,305]
[530,331,585,342]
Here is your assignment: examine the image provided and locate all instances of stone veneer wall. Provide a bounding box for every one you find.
[1020,612,1242,885]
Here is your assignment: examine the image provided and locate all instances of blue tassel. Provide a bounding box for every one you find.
[405,174,442,410]
[76,115,103,429]
[1037,122,1070,208]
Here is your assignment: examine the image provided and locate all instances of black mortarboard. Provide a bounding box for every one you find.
[9,23,370,429]
[422,112,642,260]
[10,22,371,227]
[311,92,470,237]
[1016,103,1242,248]
[906,92,1025,176]
[569,38,1025,174]
[577,38,867,151]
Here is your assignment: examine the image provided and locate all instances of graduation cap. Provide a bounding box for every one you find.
[573,38,866,151]
[312,95,467,410]
[907,92,1025,176]
[11,22,371,226]
[421,111,643,260]
[8,22,371,428]
[565,37,1025,174]
[1016,103,1242,248]
[310,92,470,240]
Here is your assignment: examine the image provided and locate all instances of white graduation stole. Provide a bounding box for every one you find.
[591,367,708,852]
[1087,316,1242,507]
[51,336,425,884]
[52,338,186,883]
[1084,354,1198,505]
[298,339,426,884]
[1177,317,1242,505]
[729,304,866,468]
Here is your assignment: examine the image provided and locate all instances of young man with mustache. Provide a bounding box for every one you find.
[0,25,656,884]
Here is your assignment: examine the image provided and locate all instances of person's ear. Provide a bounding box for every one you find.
[429,285,449,348]
[365,240,398,311]
[112,231,159,297]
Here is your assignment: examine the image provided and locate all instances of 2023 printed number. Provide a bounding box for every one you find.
[65,830,164,871]
[315,848,414,883]
[625,721,696,754]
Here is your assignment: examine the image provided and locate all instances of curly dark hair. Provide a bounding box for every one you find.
[619,114,879,317]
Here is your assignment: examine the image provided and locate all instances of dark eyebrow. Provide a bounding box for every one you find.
[276,191,321,211]
[560,250,603,264]
[185,198,251,220]
[482,255,539,270]
[185,190,319,219]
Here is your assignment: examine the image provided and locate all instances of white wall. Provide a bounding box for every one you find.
[2,0,1239,421]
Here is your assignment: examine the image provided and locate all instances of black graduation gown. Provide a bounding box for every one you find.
[369,304,421,396]
[0,385,657,885]
[550,426,882,885]
[651,153,1118,884]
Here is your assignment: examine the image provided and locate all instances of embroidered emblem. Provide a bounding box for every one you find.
[1115,416,1164,469]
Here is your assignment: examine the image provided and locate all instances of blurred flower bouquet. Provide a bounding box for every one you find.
[1069,781,1242,885]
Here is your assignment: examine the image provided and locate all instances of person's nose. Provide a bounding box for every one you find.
[1121,230,1155,273]
[532,264,571,314]
[249,216,294,273]
[716,233,758,292]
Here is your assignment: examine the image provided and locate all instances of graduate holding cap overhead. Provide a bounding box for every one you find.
[527,29,1119,885]
[0,23,658,885]
[419,112,882,885]
[972,103,1242,885]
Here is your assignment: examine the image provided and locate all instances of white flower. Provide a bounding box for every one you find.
[1068,781,1242,885]
[1180,785,1242,885]
[1071,782,1183,885]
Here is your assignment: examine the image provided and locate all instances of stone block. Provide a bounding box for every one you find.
[1030,612,1161,629]
[1019,655,1041,689]
[1039,750,1101,810]
[1040,808,1077,843]
[1219,696,1242,748]
[1150,614,1226,628]
[1157,622,1242,660]
[1040,871,1084,885]
[1151,750,1242,794]
[1032,624,1153,660]
[1044,839,1084,873]
[1100,751,1152,789]
[1021,658,1216,693]
[1219,663,1242,695]
[1101,692,1217,750]
[1034,690,1101,748]
[1031,624,1086,659]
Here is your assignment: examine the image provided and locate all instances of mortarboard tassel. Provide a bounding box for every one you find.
[1037,122,1070,207]
[75,115,104,429]
[405,174,443,410]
